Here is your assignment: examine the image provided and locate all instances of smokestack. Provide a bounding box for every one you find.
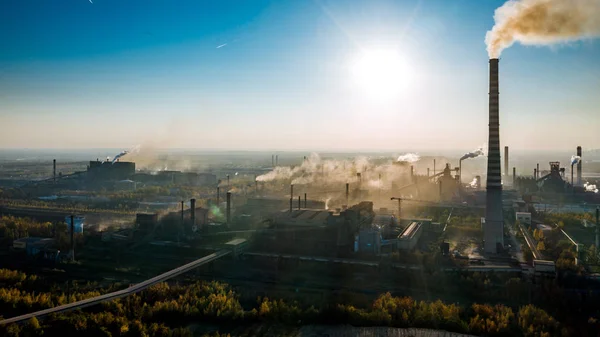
[190,198,196,226]
[69,215,75,262]
[410,166,414,182]
[226,192,231,224]
[577,146,582,187]
[504,146,509,176]
[434,159,436,176]
[181,200,184,226]
[217,187,220,205]
[289,197,293,213]
[290,184,294,199]
[345,183,349,205]
[596,207,599,249]
[298,196,301,210]
[536,163,539,179]
[513,167,516,187]
[534,168,537,180]
[304,193,307,208]
[53,159,56,183]
[484,58,504,254]
[227,174,230,188]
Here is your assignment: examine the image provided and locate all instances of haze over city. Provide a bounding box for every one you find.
[1,0,599,151]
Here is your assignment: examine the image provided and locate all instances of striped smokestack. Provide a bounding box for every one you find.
[484,58,504,254]
[577,146,582,187]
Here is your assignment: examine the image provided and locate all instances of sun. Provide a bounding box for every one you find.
[350,49,412,101]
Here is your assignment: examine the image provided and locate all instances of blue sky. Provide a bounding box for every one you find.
[1,0,598,151]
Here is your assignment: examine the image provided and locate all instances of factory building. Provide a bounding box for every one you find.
[87,159,135,181]
[397,221,423,250]
[515,212,532,227]
[12,237,56,257]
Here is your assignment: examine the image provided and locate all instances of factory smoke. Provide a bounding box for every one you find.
[584,182,599,193]
[570,155,581,166]
[111,145,140,164]
[486,0,600,58]
[256,153,414,189]
[397,153,421,163]
[460,146,486,161]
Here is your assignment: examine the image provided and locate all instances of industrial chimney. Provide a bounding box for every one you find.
[345,183,349,206]
[577,146,582,187]
[53,159,56,183]
[504,146,509,177]
[513,167,516,187]
[190,198,196,226]
[484,58,504,254]
[226,192,231,224]
[69,215,75,262]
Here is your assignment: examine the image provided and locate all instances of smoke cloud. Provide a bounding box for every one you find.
[460,146,486,161]
[570,155,581,166]
[584,182,599,193]
[256,153,413,189]
[111,145,140,164]
[397,153,421,163]
[485,0,600,58]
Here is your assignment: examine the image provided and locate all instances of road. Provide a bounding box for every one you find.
[0,250,230,325]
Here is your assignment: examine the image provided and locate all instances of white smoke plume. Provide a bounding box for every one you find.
[111,145,141,164]
[256,153,412,189]
[570,155,581,166]
[460,146,486,161]
[397,153,421,163]
[469,178,478,188]
[486,0,600,58]
[584,182,599,193]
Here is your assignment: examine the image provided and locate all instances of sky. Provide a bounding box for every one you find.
[0,0,599,152]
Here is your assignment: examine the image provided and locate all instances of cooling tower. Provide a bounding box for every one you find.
[484,58,504,254]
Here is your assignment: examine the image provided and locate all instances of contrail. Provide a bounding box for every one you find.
[216,43,228,49]
[486,0,600,58]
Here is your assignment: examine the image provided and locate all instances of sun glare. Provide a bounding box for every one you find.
[350,49,412,101]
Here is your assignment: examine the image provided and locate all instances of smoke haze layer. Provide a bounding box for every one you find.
[486,0,600,58]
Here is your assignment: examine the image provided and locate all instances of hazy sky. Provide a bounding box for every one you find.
[1,0,598,152]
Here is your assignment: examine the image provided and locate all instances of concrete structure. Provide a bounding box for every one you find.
[225,238,248,259]
[484,58,504,254]
[398,221,423,250]
[515,212,532,227]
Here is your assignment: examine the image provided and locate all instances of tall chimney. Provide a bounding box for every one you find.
[227,174,230,188]
[513,167,516,187]
[304,193,307,208]
[345,183,349,205]
[290,184,294,199]
[534,168,537,180]
[433,159,436,176]
[226,192,231,224]
[289,197,293,213]
[53,159,56,183]
[504,146,509,177]
[190,198,196,226]
[410,166,414,182]
[69,215,75,262]
[484,58,504,254]
[577,146,582,187]
[536,163,539,179]
[596,207,599,249]
[298,196,301,210]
